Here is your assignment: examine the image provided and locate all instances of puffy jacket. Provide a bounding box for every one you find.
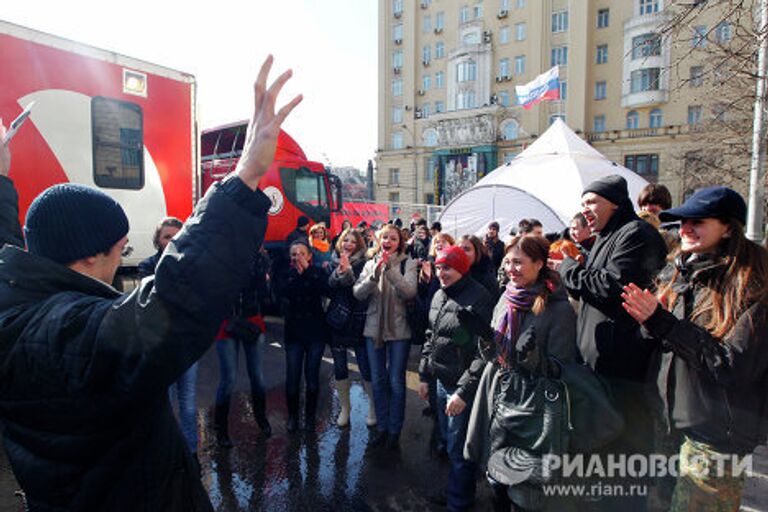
[559,202,666,381]
[418,275,493,402]
[353,252,418,345]
[0,176,270,512]
[643,255,768,455]
[284,264,330,344]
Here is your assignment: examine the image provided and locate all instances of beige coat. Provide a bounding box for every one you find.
[353,252,418,346]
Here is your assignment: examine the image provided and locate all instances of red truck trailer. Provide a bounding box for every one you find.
[0,19,197,268]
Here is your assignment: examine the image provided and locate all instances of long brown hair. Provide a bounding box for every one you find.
[658,221,768,338]
[459,234,490,266]
[505,235,560,315]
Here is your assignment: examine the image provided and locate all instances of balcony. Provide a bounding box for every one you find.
[586,124,688,143]
[621,89,668,108]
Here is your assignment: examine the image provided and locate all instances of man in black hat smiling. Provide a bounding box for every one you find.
[553,174,667,511]
[0,56,301,512]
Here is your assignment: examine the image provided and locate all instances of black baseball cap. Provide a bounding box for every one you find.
[659,186,747,225]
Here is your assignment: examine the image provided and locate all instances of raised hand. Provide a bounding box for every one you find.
[338,252,350,274]
[236,56,303,191]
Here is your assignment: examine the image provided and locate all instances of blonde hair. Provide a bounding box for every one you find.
[335,227,366,256]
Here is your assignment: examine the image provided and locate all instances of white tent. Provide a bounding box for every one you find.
[439,119,650,238]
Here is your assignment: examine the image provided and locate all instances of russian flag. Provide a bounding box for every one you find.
[515,66,560,110]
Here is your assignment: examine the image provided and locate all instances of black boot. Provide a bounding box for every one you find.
[303,389,318,432]
[368,429,387,449]
[286,392,299,433]
[214,403,233,448]
[252,392,272,438]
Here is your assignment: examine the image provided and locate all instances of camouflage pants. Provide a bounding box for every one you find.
[670,437,746,512]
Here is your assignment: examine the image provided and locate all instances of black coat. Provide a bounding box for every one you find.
[470,257,500,301]
[284,265,330,344]
[0,177,270,512]
[327,250,368,347]
[559,202,666,382]
[643,256,768,455]
[484,237,505,271]
[0,176,23,248]
[418,275,494,402]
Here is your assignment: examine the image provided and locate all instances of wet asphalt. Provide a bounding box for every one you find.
[1,317,768,511]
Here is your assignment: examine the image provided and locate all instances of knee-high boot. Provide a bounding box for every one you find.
[286,392,300,433]
[214,402,233,448]
[304,389,318,432]
[251,392,272,438]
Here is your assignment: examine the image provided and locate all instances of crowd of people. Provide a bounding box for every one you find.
[0,58,766,512]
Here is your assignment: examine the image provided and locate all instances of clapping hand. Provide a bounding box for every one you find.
[338,252,351,274]
[621,283,660,324]
[236,56,303,191]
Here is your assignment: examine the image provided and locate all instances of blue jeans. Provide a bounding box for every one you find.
[215,334,267,406]
[437,379,476,511]
[331,343,371,382]
[366,338,411,435]
[284,340,325,396]
[168,362,199,455]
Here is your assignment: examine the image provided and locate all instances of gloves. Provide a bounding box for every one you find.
[457,306,494,340]
[514,325,538,370]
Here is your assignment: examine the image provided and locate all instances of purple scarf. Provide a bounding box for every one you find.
[496,282,537,365]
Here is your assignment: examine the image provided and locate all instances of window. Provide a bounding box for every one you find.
[688,105,702,125]
[457,60,477,82]
[559,81,567,100]
[435,101,445,113]
[515,22,527,41]
[92,97,144,189]
[595,80,607,100]
[389,191,400,203]
[515,0,525,8]
[436,42,445,58]
[425,193,435,204]
[503,120,519,140]
[500,58,511,78]
[425,157,437,180]
[422,103,431,118]
[500,26,511,44]
[463,32,481,45]
[389,168,400,185]
[713,103,727,122]
[639,0,659,15]
[649,108,663,128]
[693,25,708,48]
[392,133,404,150]
[436,12,445,30]
[593,115,606,132]
[597,8,609,28]
[630,68,660,93]
[626,110,639,130]
[552,11,569,33]
[435,71,444,88]
[456,90,476,109]
[424,129,438,147]
[514,55,526,75]
[460,5,471,23]
[473,3,483,18]
[392,107,403,124]
[393,24,403,42]
[393,49,403,68]
[625,154,659,178]
[498,90,510,106]
[500,0,510,9]
[393,0,403,15]
[715,22,732,43]
[596,44,608,64]
[423,45,431,64]
[632,34,661,60]
[549,114,566,125]
[423,75,431,90]
[423,15,432,33]
[551,46,568,66]
[392,78,403,96]
[690,66,704,87]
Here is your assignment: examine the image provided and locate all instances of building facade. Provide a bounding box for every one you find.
[376,0,746,208]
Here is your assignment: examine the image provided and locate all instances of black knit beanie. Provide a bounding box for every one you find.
[24,184,130,264]
[582,175,630,207]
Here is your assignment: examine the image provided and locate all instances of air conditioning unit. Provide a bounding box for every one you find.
[415,109,423,119]
[393,66,402,74]
[420,1,429,9]
[422,59,430,66]
[483,31,492,43]
[495,76,504,83]
[504,74,512,81]
[418,89,425,96]
[394,38,402,45]
[434,27,443,34]
[490,94,498,104]
[404,105,412,111]
[394,10,402,18]
[497,9,509,18]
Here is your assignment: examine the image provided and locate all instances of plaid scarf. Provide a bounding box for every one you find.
[496,282,537,366]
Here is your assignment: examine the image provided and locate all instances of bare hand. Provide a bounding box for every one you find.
[338,253,350,274]
[446,394,466,417]
[294,254,310,274]
[236,56,303,190]
[621,283,660,324]
[418,382,429,401]
[0,121,10,177]
[420,260,432,283]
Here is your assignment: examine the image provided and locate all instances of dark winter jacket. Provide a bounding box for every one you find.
[0,176,23,248]
[419,275,494,402]
[410,236,431,261]
[559,202,666,381]
[643,255,768,455]
[0,176,270,512]
[484,236,505,271]
[137,251,161,278]
[470,257,500,301]
[327,249,368,346]
[284,265,330,344]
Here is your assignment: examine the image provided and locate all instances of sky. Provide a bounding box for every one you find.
[2,0,378,170]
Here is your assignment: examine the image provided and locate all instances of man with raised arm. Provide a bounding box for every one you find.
[0,56,301,512]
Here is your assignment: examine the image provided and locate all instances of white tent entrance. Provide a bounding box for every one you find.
[438,119,650,238]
